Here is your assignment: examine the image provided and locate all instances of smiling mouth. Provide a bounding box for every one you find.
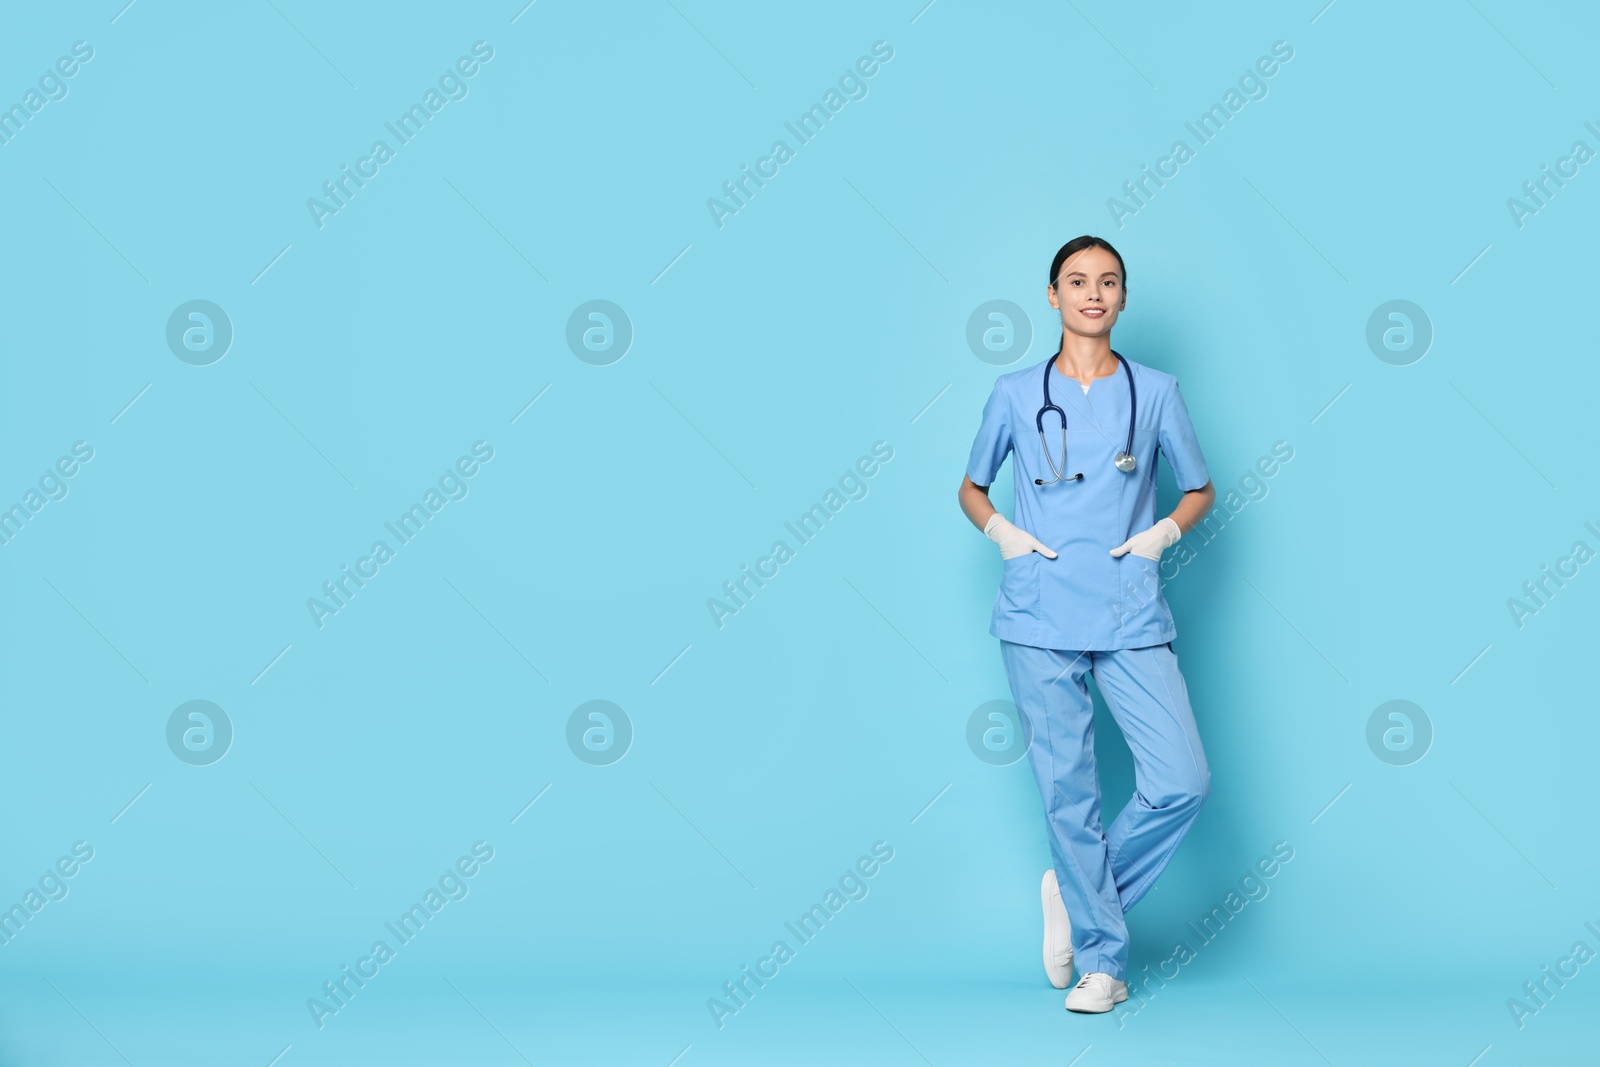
[1079,307,1105,318]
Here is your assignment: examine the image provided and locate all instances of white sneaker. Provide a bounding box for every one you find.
[1041,869,1073,989]
[1064,971,1128,1014]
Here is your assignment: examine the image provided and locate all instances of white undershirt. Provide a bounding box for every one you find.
[1080,381,1091,395]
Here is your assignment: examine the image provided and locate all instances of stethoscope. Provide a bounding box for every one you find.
[1035,350,1138,485]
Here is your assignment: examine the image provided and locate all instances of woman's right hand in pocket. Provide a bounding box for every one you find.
[983,513,1058,561]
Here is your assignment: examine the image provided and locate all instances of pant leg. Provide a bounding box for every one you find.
[1091,643,1211,914]
[998,640,1129,980]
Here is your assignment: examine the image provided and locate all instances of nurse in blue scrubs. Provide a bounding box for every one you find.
[957,235,1218,1015]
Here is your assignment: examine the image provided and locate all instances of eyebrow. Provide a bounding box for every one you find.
[1061,271,1120,278]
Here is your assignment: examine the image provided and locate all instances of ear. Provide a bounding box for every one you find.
[1046,285,1060,308]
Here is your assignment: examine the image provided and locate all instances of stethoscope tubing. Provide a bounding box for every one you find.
[1034,350,1137,485]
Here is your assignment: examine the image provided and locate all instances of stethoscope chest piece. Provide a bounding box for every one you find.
[1113,451,1137,473]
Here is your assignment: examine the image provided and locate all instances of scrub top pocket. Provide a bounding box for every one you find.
[999,551,1041,616]
[1114,554,1173,637]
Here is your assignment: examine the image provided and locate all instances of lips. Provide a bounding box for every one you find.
[1079,308,1105,318]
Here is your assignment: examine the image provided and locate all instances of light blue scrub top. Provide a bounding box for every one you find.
[966,354,1210,652]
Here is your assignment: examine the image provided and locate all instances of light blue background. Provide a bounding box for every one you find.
[3,1,1598,1064]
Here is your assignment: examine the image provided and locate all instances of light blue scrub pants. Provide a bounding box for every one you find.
[999,640,1211,981]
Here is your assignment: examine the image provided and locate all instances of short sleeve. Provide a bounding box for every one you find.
[965,381,1013,488]
[1158,379,1210,492]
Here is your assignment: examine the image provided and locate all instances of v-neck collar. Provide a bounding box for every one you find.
[1051,355,1123,393]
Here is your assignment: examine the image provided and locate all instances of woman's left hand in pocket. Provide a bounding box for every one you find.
[1109,517,1182,561]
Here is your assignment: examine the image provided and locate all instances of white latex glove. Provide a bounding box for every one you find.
[1109,517,1182,561]
[984,513,1058,561]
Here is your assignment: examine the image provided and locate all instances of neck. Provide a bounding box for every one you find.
[1053,334,1116,383]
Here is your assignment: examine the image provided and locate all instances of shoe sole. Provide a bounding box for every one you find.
[1041,870,1073,990]
[1065,986,1129,1014]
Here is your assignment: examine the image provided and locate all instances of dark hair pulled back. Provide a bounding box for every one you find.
[1047,235,1127,292]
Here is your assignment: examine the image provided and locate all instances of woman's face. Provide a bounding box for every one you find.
[1047,246,1126,339]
